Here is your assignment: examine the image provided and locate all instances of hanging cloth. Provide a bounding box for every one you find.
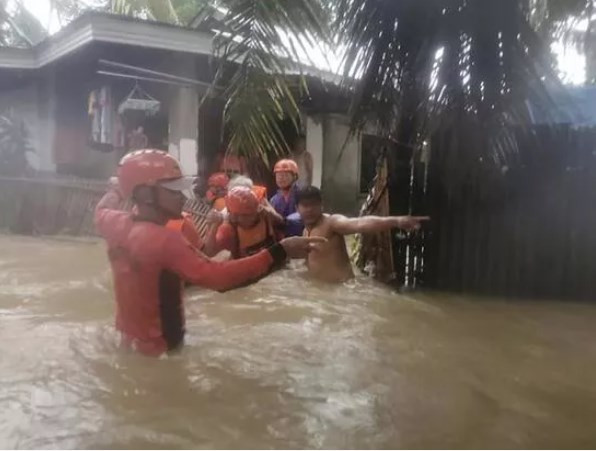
[118,82,161,116]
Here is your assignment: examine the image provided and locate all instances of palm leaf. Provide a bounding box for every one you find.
[336,0,562,189]
[147,0,180,24]
[209,0,328,161]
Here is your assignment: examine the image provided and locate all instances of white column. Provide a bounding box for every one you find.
[168,85,199,176]
[37,70,57,172]
[306,115,323,188]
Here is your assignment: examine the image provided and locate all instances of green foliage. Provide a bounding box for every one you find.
[0,112,35,176]
[209,0,328,161]
[172,0,208,24]
[335,0,562,188]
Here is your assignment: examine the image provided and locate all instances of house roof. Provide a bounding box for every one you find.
[0,12,214,70]
[0,9,344,95]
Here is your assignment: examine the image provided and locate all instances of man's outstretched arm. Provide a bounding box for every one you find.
[329,214,429,236]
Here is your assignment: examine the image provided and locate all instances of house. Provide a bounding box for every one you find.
[0,11,381,214]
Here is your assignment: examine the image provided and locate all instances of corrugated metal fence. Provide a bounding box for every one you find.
[359,125,596,300]
[424,126,596,300]
[0,175,211,238]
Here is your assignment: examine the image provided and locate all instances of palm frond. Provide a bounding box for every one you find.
[147,0,180,24]
[172,0,209,25]
[336,0,561,187]
[210,0,328,160]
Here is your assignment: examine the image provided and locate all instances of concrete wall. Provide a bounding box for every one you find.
[321,114,362,215]
[0,83,55,172]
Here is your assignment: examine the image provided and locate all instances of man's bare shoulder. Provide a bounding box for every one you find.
[311,214,350,239]
[305,214,330,235]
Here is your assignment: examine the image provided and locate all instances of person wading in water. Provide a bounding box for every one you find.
[205,186,283,259]
[296,186,429,283]
[95,149,325,357]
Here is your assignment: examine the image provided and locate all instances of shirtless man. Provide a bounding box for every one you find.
[296,186,429,283]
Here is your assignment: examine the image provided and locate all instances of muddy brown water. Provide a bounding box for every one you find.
[2,235,596,449]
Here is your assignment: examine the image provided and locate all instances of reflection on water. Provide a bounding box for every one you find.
[1,235,596,448]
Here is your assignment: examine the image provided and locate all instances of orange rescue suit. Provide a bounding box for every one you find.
[166,212,202,249]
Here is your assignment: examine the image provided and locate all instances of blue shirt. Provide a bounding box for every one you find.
[270,184,303,237]
[284,212,304,237]
[270,184,299,218]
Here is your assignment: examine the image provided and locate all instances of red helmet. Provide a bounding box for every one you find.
[117,149,185,198]
[225,186,259,215]
[274,159,298,175]
[208,172,230,189]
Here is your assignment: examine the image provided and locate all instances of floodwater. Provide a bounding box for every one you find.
[2,235,596,449]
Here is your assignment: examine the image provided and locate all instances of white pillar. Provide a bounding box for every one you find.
[306,115,323,188]
[168,85,199,176]
[39,69,57,172]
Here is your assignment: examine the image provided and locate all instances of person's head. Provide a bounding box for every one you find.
[274,159,298,190]
[293,134,306,155]
[136,126,144,134]
[296,185,323,226]
[227,175,254,190]
[207,172,230,198]
[225,186,260,229]
[118,149,191,222]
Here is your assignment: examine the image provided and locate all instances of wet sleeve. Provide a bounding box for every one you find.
[94,207,130,245]
[163,232,287,292]
[94,190,128,239]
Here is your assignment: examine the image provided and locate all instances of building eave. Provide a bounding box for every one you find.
[0,12,214,70]
[0,47,36,69]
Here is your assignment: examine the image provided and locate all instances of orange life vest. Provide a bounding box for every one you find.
[166,213,202,249]
[233,216,277,258]
[252,185,267,202]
